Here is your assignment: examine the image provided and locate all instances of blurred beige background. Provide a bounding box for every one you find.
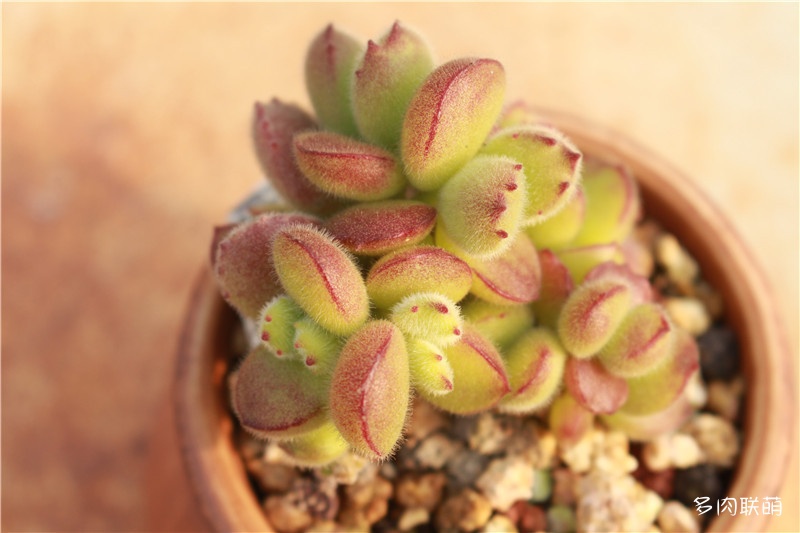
[2,3,797,531]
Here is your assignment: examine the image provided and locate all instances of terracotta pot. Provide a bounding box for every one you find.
[148,111,795,532]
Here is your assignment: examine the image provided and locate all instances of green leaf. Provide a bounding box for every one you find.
[401,58,506,191]
[304,24,363,136]
[353,22,434,149]
[329,320,410,459]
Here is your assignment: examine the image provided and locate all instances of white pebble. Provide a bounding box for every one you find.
[415,433,463,469]
[658,501,700,533]
[655,234,698,289]
[682,414,739,467]
[398,507,430,531]
[480,513,519,532]
[643,434,703,470]
[642,435,673,471]
[475,456,535,512]
[664,297,711,336]
[670,434,704,469]
[684,372,708,409]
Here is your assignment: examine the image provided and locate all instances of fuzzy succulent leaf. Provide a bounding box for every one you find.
[564,358,629,415]
[401,58,506,191]
[557,277,633,359]
[353,22,435,149]
[601,391,694,442]
[210,223,237,267]
[531,250,575,330]
[525,186,586,250]
[548,393,595,449]
[481,125,582,225]
[619,329,699,416]
[325,200,437,256]
[272,224,369,336]
[366,245,472,309]
[329,320,410,459]
[570,161,640,246]
[435,224,541,305]
[407,338,455,396]
[470,234,542,306]
[597,302,675,378]
[258,295,304,358]
[494,101,541,130]
[252,99,340,214]
[499,328,568,414]
[390,292,463,347]
[232,346,328,440]
[278,420,350,467]
[419,325,510,414]
[292,316,341,373]
[461,299,534,350]
[293,131,406,201]
[556,243,626,284]
[304,24,363,137]
[620,235,656,279]
[584,262,653,306]
[213,212,319,319]
[438,155,528,258]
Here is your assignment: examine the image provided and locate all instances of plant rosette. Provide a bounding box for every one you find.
[171,22,794,533]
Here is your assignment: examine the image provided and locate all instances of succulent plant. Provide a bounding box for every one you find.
[212,22,700,464]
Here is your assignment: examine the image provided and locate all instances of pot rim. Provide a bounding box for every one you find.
[175,110,796,532]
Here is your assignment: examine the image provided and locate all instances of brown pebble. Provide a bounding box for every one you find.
[263,493,313,533]
[337,505,370,530]
[374,476,394,500]
[304,520,341,532]
[405,397,449,447]
[251,462,298,493]
[505,419,557,469]
[306,478,340,521]
[395,472,447,511]
[364,495,391,525]
[343,472,378,509]
[340,475,393,528]
[633,464,675,501]
[237,432,266,463]
[398,507,431,531]
[323,452,372,485]
[633,220,661,255]
[550,468,578,506]
[436,488,493,531]
[694,281,724,319]
[380,461,398,481]
[651,274,674,297]
[467,412,517,454]
[506,501,547,532]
